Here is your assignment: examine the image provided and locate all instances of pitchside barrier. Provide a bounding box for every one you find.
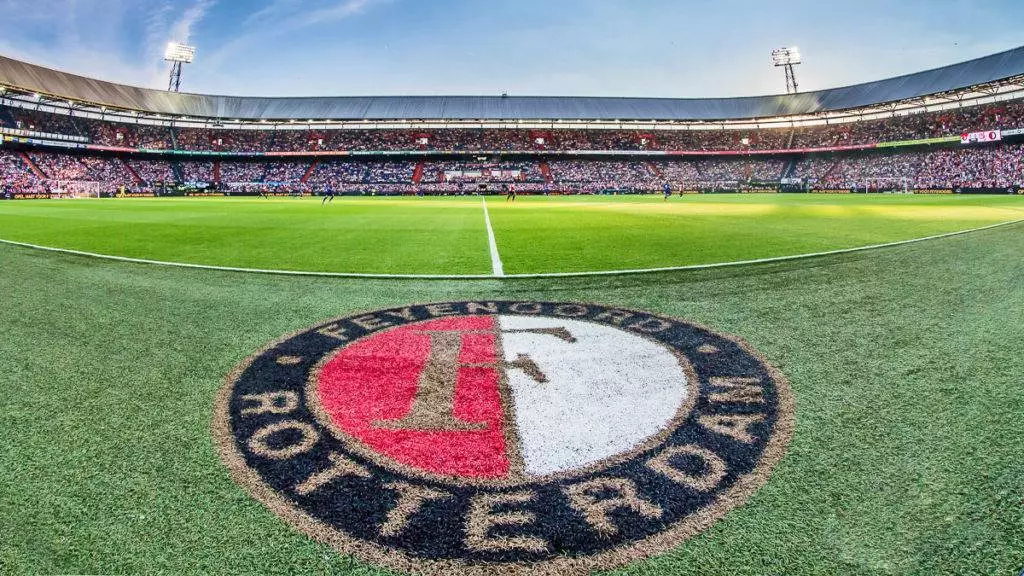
[956,186,1021,194]
[216,186,1024,197]
[802,187,1020,195]
[2,186,1020,199]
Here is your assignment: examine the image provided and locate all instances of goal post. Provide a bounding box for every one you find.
[854,177,914,194]
[51,181,104,199]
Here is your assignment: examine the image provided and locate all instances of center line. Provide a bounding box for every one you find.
[482,197,505,277]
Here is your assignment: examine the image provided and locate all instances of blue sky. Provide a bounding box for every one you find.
[1,0,1023,98]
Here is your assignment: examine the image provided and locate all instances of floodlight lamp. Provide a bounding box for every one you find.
[164,42,197,63]
[772,47,801,66]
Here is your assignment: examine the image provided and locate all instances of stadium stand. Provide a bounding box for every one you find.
[129,159,176,184]
[2,145,1023,195]
[814,145,1024,190]
[3,99,1024,153]
[2,48,1024,197]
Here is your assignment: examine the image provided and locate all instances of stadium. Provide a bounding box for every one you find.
[1,13,1023,576]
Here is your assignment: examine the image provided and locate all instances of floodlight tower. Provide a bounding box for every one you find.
[771,47,802,94]
[164,42,197,92]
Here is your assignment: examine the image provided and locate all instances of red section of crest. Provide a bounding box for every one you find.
[316,315,510,478]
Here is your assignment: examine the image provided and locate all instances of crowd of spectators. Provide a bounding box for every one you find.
[219,162,266,184]
[0,151,137,196]
[0,150,46,195]
[175,129,275,153]
[920,144,1024,188]
[1,107,81,135]
[5,99,1024,154]
[27,153,136,190]
[264,162,311,184]
[654,161,702,182]
[29,152,90,180]
[420,161,544,183]
[792,101,1024,148]
[549,161,658,188]
[75,117,174,149]
[813,144,1024,189]
[365,162,417,183]
[179,161,214,183]
[790,155,837,182]
[697,158,787,182]
[130,160,176,184]
[304,162,366,187]
[302,161,417,188]
[3,146,1023,195]
[78,156,134,183]
[3,98,1024,157]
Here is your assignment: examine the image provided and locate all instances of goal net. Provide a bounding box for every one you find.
[851,177,913,194]
[50,181,104,199]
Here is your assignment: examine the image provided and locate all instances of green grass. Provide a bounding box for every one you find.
[1,218,1022,575]
[0,197,492,275]
[1,194,1022,275]
[489,194,1024,273]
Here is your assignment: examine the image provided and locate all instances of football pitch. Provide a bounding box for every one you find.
[1,194,1023,575]
[0,194,1022,275]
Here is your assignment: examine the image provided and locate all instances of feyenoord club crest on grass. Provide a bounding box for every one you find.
[214,302,794,575]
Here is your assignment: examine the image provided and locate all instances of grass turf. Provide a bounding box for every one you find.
[0,194,1021,275]
[0,197,493,275]
[0,219,1022,575]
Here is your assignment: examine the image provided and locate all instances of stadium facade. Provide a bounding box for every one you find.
[0,47,1023,198]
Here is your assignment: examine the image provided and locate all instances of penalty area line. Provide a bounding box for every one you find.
[482,197,505,277]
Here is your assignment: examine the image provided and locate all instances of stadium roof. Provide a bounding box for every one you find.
[1,46,1023,122]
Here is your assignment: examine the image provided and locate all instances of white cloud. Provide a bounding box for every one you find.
[241,0,378,31]
[141,0,216,88]
[172,0,215,44]
[200,0,387,74]
[0,0,215,89]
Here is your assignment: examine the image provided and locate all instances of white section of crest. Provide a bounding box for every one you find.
[498,315,689,477]
[481,198,504,277]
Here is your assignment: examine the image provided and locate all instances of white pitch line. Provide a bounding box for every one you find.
[0,218,1019,280]
[482,197,505,277]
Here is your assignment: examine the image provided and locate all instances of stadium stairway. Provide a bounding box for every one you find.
[412,162,425,184]
[213,161,221,184]
[786,128,796,149]
[301,160,319,183]
[121,158,143,185]
[170,161,184,183]
[68,116,88,138]
[782,159,798,179]
[18,151,46,179]
[647,162,663,178]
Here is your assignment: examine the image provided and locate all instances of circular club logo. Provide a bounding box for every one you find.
[214,302,793,574]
